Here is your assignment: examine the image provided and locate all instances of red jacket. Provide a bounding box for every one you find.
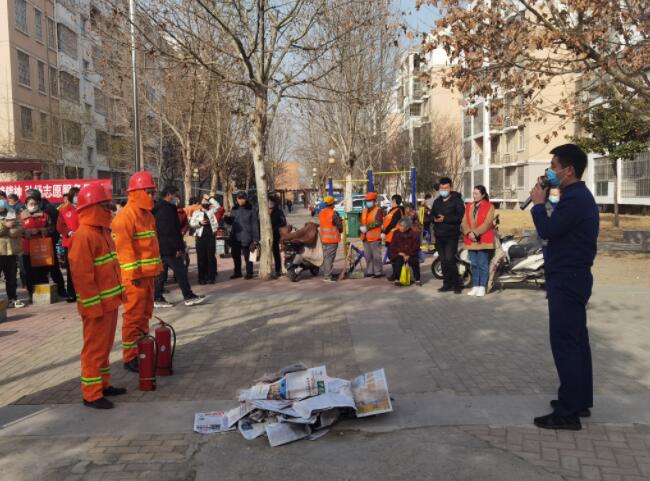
[389,229,421,261]
[177,207,189,236]
[57,204,80,248]
[21,210,50,254]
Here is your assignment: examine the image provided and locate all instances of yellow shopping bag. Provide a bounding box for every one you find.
[399,264,411,286]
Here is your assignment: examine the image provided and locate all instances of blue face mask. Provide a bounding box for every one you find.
[546,167,565,187]
[366,201,375,208]
[439,191,450,198]
[548,195,560,204]
[0,200,7,209]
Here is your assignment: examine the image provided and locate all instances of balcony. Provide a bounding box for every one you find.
[491,152,500,164]
[502,153,512,164]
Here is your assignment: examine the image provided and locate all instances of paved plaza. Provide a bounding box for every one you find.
[1,208,650,481]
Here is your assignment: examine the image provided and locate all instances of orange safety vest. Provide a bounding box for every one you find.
[69,205,124,319]
[382,207,401,243]
[319,208,341,244]
[111,190,163,281]
[361,207,381,242]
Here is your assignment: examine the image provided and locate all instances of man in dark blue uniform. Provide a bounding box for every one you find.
[530,144,599,431]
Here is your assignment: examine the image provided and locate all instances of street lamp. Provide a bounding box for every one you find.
[328,148,336,165]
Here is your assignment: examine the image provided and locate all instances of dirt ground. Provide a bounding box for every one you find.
[497,209,650,242]
[593,252,650,286]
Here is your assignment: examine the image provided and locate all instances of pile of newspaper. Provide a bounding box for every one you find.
[193,364,392,447]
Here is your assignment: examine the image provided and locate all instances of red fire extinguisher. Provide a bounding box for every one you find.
[137,330,157,392]
[154,317,176,376]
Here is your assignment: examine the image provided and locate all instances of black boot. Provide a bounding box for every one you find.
[83,397,114,409]
[123,358,139,373]
[103,386,128,396]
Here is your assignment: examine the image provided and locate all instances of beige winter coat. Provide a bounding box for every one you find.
[0,217,24,256]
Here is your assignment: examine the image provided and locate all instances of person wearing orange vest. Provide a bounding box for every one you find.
[69,184,126,409]
[382,194,404,280]
[318,196,342,283]
[360,192,384,278]
[111,171,163,373]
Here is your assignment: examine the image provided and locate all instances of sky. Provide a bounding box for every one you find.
[397,0,440,45]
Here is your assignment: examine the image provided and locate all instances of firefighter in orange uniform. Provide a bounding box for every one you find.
[318,196,342,283]
[382,194,404,280]
[111,171,162,373]
[360,192,384,278]
[69,184,126,409]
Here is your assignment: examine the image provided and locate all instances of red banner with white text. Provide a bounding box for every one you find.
[0,179,112,204]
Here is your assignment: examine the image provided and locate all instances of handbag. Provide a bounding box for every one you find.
[29,236,55,267]
[399,264,411,286]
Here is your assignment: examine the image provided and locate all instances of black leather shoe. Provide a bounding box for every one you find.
[230,273,243,279]
[123,358,139,373]
[244,274,254,280]
[550,400,591,418]
[198,280,207,285]
[83,397,114,409]
[103,386,127,396]
[454,286,463,294]
[66,297,76,303]
[534,412,581,430]
[438,286,452,292]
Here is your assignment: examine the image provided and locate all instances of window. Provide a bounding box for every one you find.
[40,112,48,142]
[59,71,80,103]
[96,130,108,153]
[34,9,43,41]
[17,50,30,86]
[49,66,58,97]
[37,61,46,93]
[15,0,27,32]
[409,103,421,117]
[62,119,82,146]
[94,88,106,115]
[595,182,609,196]
[51,116,61,144]
[57,23,78,59]
[20,106,33,139]
[86,146,94,163]
[518,127,525,151]
[517,166,525,187]
[47,18,56,49]
[83,59,90,77]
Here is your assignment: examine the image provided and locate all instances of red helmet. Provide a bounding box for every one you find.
[127,171,156,192]
[77,183,112,212]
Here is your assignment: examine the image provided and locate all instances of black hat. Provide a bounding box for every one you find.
[236,191,248,199]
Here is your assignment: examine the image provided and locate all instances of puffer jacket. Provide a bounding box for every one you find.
[225,203,260,245]
[0,215,24,255]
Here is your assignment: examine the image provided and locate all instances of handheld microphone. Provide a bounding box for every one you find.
[520,176,550,210]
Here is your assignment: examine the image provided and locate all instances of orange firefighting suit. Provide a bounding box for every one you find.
[69,204,125,402]
[111,190,162,363]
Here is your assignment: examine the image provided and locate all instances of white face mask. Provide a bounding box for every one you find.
[27,205,38,213]
[72,196,78,206]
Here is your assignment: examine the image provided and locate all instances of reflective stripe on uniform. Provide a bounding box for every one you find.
[80,376,103,386]
[100,366,110,374]
[133,230,156,239]
[76,294,101,307]
[120,257,162,270]
[320,227,339,240]
[94,251,118,266]
[122,341,136,349]
[99,284,124,300]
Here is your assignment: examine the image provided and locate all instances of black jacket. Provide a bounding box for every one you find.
[153,199,185,256]
[269,204,287,238]
[225,202,260,245]
[431,192,465,239]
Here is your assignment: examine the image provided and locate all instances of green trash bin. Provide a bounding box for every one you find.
[346,211,360,238]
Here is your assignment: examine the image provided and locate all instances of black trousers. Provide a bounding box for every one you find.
[63,247,75,299]
[391,255,420,281]
[22,254,49,295]
[196,232,217,282]
[547,271,593,417]
[272,235,281,275]
[231,241,253,276]
[0,255,18,300]
[435,236,460,288]
[155,255,193,300]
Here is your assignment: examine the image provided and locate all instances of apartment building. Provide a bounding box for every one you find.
[0,0,62,179]
[1,0,161,194]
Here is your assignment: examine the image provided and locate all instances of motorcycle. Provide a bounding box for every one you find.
[284,241,321,282]
[430,247,473,288]
[488,233,545,291]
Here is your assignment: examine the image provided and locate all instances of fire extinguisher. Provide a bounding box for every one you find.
[154,317,176,376]
[137,330,157,392]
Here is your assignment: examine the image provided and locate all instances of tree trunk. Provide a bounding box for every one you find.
[220,170,232,211]
[613,159,620,227]
[252,89,274,280]
[210,169,219,195]
[344,169,353,212]
[183,147,193,206]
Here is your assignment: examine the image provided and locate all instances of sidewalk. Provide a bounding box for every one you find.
[1,207,649,481]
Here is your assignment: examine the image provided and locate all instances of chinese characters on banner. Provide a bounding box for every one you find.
[0,179,112,204]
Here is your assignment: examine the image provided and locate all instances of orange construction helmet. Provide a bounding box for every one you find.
[77,183,112,212]
[366,192,378,201]
[127,171,156,192]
